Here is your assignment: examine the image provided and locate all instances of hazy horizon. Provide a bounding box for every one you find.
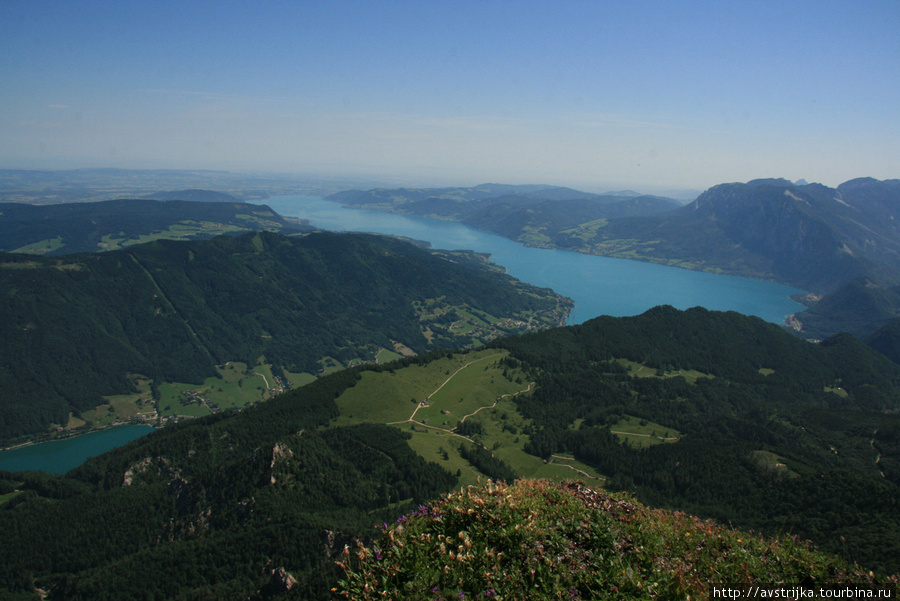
[2,1,898,193]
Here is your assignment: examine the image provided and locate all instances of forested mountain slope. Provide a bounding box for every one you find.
[1,307,897,600]
[328,184,681,235]
[0,231,569,442]
[0,198,307,255]
[491,306,900,571]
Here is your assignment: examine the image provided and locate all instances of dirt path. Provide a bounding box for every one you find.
[129,253,216,363]
[458,381,534,423]
[872,429,885,478]
[407,353,504,422]
[254,372,271,389]
[388,352,534,449]
[549,455,601,480]
[610,430,680,441]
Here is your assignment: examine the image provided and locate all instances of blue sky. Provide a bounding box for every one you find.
[2,1,898,192]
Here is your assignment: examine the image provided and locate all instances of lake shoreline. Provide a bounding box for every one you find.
[1,419,156,453]
[0,424,156,474]
[323,200,809,295]
[257,195,807,327]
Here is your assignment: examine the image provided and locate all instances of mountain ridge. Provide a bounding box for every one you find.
[0,230,570,443]
[329,178,900,293]
[0,198,308,255]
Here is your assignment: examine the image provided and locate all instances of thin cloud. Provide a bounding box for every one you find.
[146,88,242,101]
[570,113,679,130]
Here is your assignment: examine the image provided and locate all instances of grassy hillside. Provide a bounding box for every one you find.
[336,479,890,600]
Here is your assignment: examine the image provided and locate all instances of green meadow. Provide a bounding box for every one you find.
[616,358,713,383]
[11,236,65,254]
[157,361,281,418]
[77,377,156,428]
[332,349,602,487]
[609,414,682,449]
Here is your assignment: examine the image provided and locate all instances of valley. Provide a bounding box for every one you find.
[0,229,571,445]
[2,306,899,600]
[1,177,899,600]
[3,2,897,597]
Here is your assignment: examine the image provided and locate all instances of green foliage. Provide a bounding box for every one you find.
[490,306,900,572]
[457,443,517,483]
[335,479,888,600]
[800,277,900,340]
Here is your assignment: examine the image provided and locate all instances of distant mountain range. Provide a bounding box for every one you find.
[331,178,900,293]
[140,188,243,203]
[330,184,682,233]
[330,178,900,340]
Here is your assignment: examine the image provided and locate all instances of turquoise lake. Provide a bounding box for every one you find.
[0,425,155,474]
[1,194,805,473]
[259,195,806,326]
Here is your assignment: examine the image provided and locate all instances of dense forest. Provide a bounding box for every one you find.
[2,307,898,600]
[492,306,900,572]
[0,230,570,442]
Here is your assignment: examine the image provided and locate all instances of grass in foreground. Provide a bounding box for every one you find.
[336,479,891,601]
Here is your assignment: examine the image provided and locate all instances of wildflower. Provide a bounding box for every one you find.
[458,591,466,600]
[398,515,408,524]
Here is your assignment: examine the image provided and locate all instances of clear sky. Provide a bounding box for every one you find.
[2,1,898,192]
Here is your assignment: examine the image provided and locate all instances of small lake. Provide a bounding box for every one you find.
[259,195,806,325]
[0,425,154,475]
